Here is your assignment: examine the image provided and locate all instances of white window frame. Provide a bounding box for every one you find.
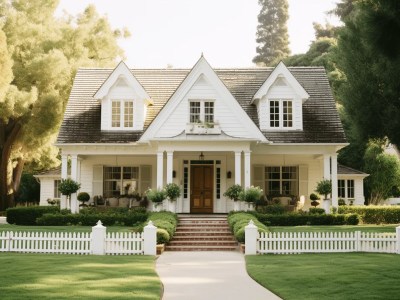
[268,99,293,129]
[54,180,61,199]
[111,100,134,129]
[337,179,355,200]
[264,166,298,196]
[189,100,215,124]
[103,166,141,197]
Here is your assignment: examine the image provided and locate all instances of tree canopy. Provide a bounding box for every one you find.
[0,0,129,210]
[253,0,290,66]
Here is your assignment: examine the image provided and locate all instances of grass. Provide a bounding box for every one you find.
[0,224,134,233]
[246,253,400,300]
[0,253,161,300]
[268,224,397,233]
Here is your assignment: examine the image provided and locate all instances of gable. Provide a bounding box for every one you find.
[140,56,267,142]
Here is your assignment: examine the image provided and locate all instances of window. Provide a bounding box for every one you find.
[268,99,293,129]
[103,166,139,197]
[54,180,61,198]
[189,100,215,124]
[337,179,355,199]
[265,166,298,196]
[111,100,134,128]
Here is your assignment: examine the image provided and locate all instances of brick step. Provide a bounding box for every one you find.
[178,221,229,226]
[174,231,233,237]
[168,240,238,246]
[177,224,229,228]
[179,218,228,222]
[165,245,238,251]
[172,236,235,241]
[176,226,230,230]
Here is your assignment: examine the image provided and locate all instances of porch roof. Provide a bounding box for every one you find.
[57,67,346,145]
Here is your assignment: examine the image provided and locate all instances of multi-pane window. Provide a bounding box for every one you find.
[54,180,61,198]
[103,166,139,197]
[337,179,355,199]
[111,100,134,128]
[190,102,201,123]
[268,99,293,128]
[265,166,298,196]
[112,101,121,127]
[189,100,215,124]
[124,101,134,127]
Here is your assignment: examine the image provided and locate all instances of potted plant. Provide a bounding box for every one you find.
[146,188,166,212]
[93,195,105,206]
[224,184,244,211]
[315,179,332,213]
[165,183,181,212]
[338,198,346,206]
[239,186,263,211]
[309,193,320,207]
[58,178,81,211]
[77,192,90,207]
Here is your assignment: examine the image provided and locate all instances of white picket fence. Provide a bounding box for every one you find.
[244,220,400,255]
[0,220,157,256]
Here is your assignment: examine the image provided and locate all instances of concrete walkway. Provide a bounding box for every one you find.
[156,251,281,300]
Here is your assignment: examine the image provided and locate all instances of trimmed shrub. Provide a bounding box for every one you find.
[228,212,269,243]
[309,208,326,215]
[6,206,59,225]
[257,204,286,215]
[148,211,178,244]
[251,212,359,226]
[156,228,170,244]
[337,205,400,224]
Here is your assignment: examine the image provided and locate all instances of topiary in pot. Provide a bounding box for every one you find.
[315,179,332,200]
[310,193,320,207]
[77,192,90,207]
[224,184,244,202]
[239,186,263,205]
[165,183,181,201]
[58,178,81,202]
[146,188,166,207]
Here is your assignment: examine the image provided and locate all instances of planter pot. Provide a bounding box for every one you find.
[247,202,255,211]
[168,200,176,212]
[152,202,162,212]
[156,244,165,255]
[233,201,241,211]
[322,199,331,214]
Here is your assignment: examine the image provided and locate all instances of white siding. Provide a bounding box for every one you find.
[39,178,58,206]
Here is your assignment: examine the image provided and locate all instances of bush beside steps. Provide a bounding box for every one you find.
[228,212,268,243]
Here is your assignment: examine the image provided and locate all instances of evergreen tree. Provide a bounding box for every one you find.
[253,0,290,66]
[0,0,129,210]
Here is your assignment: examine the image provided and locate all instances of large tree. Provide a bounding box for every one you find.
[253,0,290,66]
[336,0,400,148]
[0,0,128,210]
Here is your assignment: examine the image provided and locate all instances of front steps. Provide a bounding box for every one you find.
[166,215,238,251]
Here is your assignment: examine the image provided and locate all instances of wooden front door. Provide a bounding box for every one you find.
[190,165,213,213]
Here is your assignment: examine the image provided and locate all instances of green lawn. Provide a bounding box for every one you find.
[0,224,133,233]
[0,253,161,300]
[247,253,400,300]
[269,224,397,233]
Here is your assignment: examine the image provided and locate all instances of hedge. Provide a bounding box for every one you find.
[36,208,148,226]
[251,212,359,226]
[6,206,60,225]
[227,212,269,243]
[148,211,178,244]
[337,205,400,224]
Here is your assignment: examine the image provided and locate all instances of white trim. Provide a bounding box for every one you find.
[252,61,309,103]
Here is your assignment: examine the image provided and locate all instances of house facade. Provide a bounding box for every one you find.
[48,56,367,213]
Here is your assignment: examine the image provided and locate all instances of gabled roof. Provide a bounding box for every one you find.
[57,64,346,144]
[338,164,369,177]
[140,56,267,142]
[34,167,61,178]
[252,61,309,104]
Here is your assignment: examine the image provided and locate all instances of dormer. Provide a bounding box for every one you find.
[93,61,152,131]
[252,62,309,131]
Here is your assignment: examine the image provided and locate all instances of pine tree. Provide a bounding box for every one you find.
[253,0,290,66]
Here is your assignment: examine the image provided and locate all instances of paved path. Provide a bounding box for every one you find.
[156,251,281,300]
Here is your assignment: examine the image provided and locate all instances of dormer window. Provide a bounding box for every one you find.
[269,99,293,129]
[189,100,214,124]
[111,100,134,128]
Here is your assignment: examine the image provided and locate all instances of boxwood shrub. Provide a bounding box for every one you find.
[228,212,269,243]
[148,212,178,244]
[6,206,60,225]
[337,205,400,224]
[250,212,359,226]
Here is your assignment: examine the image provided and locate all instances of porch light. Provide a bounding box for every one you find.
[199,152,204,161]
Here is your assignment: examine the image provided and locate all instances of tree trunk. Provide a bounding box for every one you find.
[0,119,22,211]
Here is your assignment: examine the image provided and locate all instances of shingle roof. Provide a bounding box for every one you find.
[57,66,346,144]
[34,167,61,178]
[338,164,368,176]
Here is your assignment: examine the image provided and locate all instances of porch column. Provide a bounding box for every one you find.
[60,154,68,210]
[70,155,78,213]
[157,151,164,188]
[166,151,173,184]
[331,155,338,208]
[323,155,331,180]
[234,151,241,185]
[244,151,251,188]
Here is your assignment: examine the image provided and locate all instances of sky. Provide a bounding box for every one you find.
[56,0,341,68]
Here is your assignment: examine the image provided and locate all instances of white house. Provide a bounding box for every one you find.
[38,56,368,213]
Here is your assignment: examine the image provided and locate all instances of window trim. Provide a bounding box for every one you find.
[268,99,294,129]
[264,166,298,196]
[111,99,134,129]
[103,166,141,197]
[54,180,61,199]
[337,179,355,200]
[189,100,215,124]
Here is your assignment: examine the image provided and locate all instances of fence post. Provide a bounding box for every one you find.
[245,220,258,255]
[143,221,157,255]
[396,226,400,255]
[355,231,361,252]
[91,220,106,255]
